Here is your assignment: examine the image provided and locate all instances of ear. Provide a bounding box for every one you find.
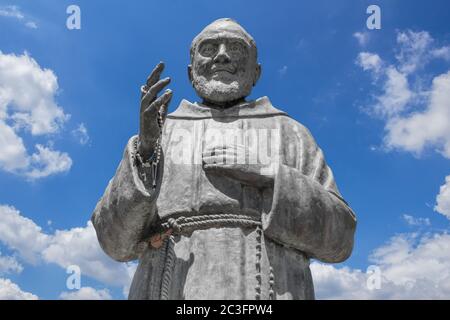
[253,63,261,86]
[188,64,193,85]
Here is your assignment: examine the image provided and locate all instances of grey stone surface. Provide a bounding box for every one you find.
[91,18,357,300]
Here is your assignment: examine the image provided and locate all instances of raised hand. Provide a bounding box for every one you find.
[139,62,173,160]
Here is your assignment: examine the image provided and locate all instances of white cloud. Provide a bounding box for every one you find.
[402,214,431,226]
[42,221,135,287]
[0,120,29,171]
[59,287,112,300]
[356,52,382,74]
[375,66,412,117]
[384,71,450,157]
[25,21,37,29]
[313,232,450,299]
[26,144,72,179]
[72,123,90,145]
[0,205,50,264]
[357,31,450,158]
[372,233,450,291]
[0,51,72,179]
[0,252,23,274]
[395,30,434,75]
[0,5,37,29]
[0,278,38,300]
[0,204,135,292]
[0,6,24,19]
[431,46,450,61]
[0,51,68,134]
[353,32,370,46]
[311,263,371,299]
[435,175,450,219]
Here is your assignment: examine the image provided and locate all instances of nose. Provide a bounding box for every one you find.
[213,43,231,63]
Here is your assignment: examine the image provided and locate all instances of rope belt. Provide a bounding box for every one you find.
[150,214,275,300]
[161,214,262,235]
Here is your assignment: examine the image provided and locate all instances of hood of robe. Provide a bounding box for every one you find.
[167,96,287,119]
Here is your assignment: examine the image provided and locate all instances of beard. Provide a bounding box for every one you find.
[192,73,254,104]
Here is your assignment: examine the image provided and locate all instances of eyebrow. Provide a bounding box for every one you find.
[197,35,251,47]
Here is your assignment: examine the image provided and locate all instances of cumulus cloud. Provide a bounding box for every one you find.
[0,205,50,264]
[0,51,72,179]
[42,221,135,287]
[313,232,450,299]
[431,46,450,61]
[385,71,450,157]
[0,120,29,171]
[395,30,434,75]
[0,252,23,274]
[0,204,136,292]
[0,51,67,135]
[353,31,370,47]
[59,287,112,300]
[376,66,413,117]
[435,175,450,219]
[357,30,450,158]
[26,144,72,179]
[0,278,38,300]
[356,52,382,74]
[0,5,37,29]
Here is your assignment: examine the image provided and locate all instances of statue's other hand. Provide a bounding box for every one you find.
[139,62,173,159]
[202,144,275,188]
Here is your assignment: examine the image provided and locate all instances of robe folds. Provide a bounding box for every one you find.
[91,96,357,300]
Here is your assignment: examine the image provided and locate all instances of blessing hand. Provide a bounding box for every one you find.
[202,144,275,188]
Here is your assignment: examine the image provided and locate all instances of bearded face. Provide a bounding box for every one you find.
[189,21,260,105]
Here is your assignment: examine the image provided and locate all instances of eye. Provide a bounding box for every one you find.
[230,44,240,52]
[200,43,217,56]
[228,42,246,55]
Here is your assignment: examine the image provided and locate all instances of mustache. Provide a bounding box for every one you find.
[211,64,236,74]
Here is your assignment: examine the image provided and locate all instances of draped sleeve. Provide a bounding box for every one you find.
[262,122,357,263]
[91,135,159,262]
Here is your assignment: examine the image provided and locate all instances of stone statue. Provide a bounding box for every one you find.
[91,18,357,300]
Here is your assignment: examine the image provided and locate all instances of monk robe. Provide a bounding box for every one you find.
[91,96,357,300]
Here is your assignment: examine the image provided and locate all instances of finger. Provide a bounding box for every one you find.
[202,155,237,165]
[141,77,171,109]
[142,77,170,105]
[202,146,227,155]
[203,144,245,153]
[146,62,165,88]
[144,89,173,115]
[141,62,164,98]
[202,147,238,158]
[159,94,172,124]
[203,146,239,153]
[202,150,236,159]
[140,85,149,99]
[203,163,234,171]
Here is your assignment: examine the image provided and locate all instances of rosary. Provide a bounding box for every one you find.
[136,102,166,189]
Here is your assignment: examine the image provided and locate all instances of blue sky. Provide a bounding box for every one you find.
[0,0,450,299]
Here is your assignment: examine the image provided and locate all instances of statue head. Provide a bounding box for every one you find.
[188,18,261,106]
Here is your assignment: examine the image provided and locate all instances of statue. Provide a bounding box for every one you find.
[91,18,357,300]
